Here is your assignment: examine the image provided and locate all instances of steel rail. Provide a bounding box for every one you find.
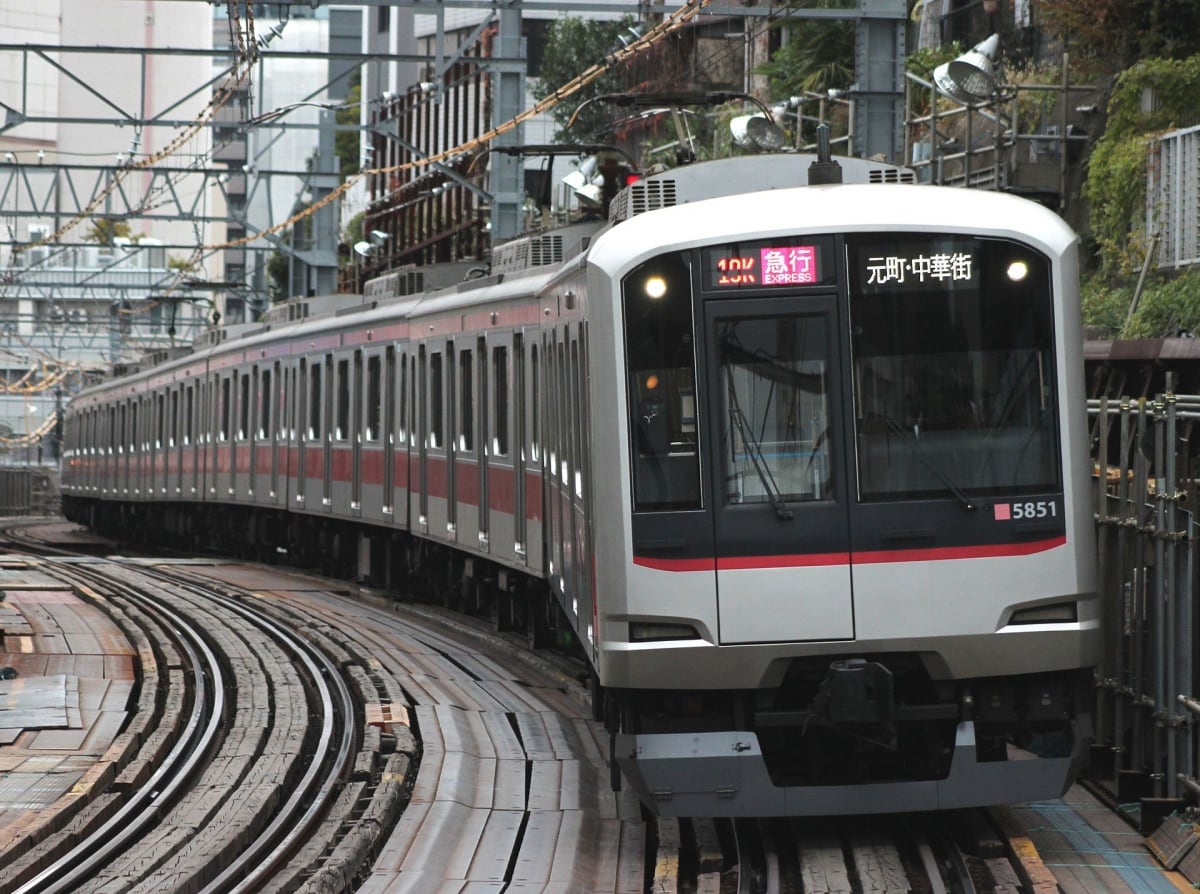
[154,567,357,893]
[12,559,227,894]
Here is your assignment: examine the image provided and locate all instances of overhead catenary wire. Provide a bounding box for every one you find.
[205,0,716,252]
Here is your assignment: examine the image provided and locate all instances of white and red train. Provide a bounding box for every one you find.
[62,151,1100,816]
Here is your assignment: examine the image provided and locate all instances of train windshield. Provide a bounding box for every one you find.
[623,253,703,512]
[716,315,830,512]
[848,235,1060,502]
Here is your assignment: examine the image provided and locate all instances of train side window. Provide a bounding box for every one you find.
[459,348,474,452]
[493,345,509,458]
[239,373,250,440]
[170,390,178,447]
[260,367,272,439]
[156,393,165,449]
[283,365,294,440]
[429,352,443,449]
[397,351,407,444]
[184,386,194,446]
[366,354,382,442]
[308,362,323,441]
[622,251,702,512]
[336,358,350,441]
[530,345,540,463]
[219,377,231,442]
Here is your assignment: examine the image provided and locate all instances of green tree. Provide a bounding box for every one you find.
[1084,53,1200,275]
[85,218,134,245]
[758,15,854,101]
[531,16,639,142]
[1040,0,1200,69]
[335,76,362,181]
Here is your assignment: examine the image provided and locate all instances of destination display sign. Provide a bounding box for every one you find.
[702,237,834,291]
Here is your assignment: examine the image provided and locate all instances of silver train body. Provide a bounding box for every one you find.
[62,153,1100,817]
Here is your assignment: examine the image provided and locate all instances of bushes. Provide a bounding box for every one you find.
[1082,268,1200,338]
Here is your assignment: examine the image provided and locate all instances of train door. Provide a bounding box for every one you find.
[185,383,198,497]
[544,333,562,586]
[382,348,396,521]
[457,343,475,539]
[238,370,251,498]
[477,337,489,551]
[169,389,179,496]
[573,326,594,638]
[297,358,311,508]
[219,373,232,499]
[446,340,457,537]
[324,355,336,510]
[249,366,260,499]
[269,361,281,502]
[418,346,429,529]
[512,335,528,563]
[702,296,854,644]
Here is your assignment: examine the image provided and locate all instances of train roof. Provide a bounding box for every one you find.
[590,177,1078,274]
[77,153,1074,402]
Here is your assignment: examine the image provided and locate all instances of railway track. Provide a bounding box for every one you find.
[650,811,1033,893]
[0,556,361,893]
[0,524,1065,892]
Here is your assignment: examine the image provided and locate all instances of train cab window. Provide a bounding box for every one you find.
[493,345,509,457]
[622,252,702,512]
[335,358,350,441]
[366,355,381,442]
[459,349,473,452]
[848,235,1060,501]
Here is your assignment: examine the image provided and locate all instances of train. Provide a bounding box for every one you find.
[61,147,1101,817]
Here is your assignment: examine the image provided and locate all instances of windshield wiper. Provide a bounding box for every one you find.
[882,416,981,511]
[724,366,793,521]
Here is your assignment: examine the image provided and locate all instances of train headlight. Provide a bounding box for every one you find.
[644,275,668,300]
[1006,260,1029,282]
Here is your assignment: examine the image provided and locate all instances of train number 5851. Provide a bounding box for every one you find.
[1012,500,1057,520]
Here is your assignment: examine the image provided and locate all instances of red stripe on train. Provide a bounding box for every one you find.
[633,536,1066,571]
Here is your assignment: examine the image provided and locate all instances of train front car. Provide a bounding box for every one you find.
[586,159,1100,817]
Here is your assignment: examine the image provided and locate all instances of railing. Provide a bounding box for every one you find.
[1090,388,1200,819]
[903,68,1096,207]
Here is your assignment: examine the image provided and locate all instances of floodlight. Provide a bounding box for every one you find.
[353,241,373,257]
[730,115,787,151]
[561,156,603,206]
[933,34,1000,104]
[369,229,388,244]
